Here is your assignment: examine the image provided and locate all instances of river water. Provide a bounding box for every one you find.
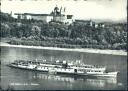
[0,46,127,90]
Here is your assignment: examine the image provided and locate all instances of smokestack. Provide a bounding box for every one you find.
[64,7,66,12]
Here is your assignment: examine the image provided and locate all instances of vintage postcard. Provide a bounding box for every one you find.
[0,0,127,90]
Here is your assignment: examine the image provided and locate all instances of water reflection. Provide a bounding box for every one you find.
[86,78,117,88]
[32,73,75,83]
[32,73,118,88]
[1,46,127,90]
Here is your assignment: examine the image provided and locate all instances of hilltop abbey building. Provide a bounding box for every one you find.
[15,6,74,24]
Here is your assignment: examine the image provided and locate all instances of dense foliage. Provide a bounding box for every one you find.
[0,12,127,51]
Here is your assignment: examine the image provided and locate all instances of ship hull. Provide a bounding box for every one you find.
[91,72,118,77]
[56,71,118,78]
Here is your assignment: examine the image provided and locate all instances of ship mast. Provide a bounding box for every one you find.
[81,53,84,65]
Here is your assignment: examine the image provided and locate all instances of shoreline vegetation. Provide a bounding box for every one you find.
[0,12,127,55]
[0,42,127,56]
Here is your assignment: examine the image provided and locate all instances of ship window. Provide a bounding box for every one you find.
[74,69,77,73]
[85,66,88,68]
[80,69,83,71]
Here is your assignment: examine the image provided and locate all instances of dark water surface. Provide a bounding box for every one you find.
[0,46,127,90]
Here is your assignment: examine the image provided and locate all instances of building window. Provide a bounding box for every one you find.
[67,15,72,19]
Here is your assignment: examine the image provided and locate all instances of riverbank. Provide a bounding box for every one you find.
[0,42,127,56]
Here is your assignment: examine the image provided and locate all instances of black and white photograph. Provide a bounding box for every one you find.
[0,0,127,90]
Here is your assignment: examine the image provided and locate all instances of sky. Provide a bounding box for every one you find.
[1,0,127,22]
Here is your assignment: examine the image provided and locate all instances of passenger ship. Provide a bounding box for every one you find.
[8,60,118,77]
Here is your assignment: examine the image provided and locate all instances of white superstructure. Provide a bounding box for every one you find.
[8,60,119,77]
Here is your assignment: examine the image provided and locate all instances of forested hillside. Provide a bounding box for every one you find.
[0,12,127,51]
